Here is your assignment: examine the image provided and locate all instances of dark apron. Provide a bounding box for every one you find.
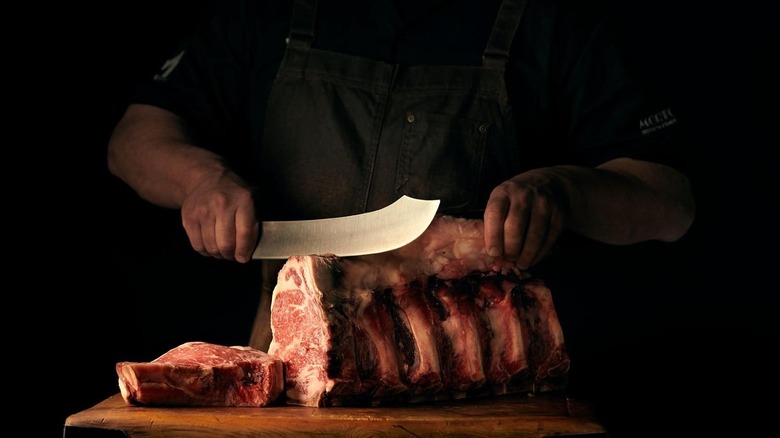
[249,0,528,349]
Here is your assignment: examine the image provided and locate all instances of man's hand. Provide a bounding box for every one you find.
[484,168,570,269]
[483,158,695,270]
[181,171,259,263]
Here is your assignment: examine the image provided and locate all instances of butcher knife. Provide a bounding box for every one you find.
[252,195,441,259]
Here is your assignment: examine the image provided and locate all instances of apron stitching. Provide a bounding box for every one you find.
[362,63,400,213]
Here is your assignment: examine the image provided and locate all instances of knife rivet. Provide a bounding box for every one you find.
[406,113,415,123]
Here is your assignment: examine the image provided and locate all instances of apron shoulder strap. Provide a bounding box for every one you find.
[287,0,318,51]
[289,0,527,69]
[483,0,529,72]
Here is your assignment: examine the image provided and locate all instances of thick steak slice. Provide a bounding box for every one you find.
[116,341,284,407]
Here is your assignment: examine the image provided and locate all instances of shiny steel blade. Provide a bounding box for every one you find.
[252,195,441,259]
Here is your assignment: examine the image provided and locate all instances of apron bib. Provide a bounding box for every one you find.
[249,0,527,349]
[254,0,527,219]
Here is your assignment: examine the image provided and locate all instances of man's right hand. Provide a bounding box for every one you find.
[108,104,261,264]
[181,171,259,263]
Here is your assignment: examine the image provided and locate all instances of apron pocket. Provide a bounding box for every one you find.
[396,112,488,210]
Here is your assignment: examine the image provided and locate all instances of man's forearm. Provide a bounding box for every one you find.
[107,104,229,209]
[558,157,695,244]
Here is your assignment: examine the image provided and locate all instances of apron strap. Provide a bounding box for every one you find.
[290,0,526,69]
[483,0,529,72]
[287,0,318,51]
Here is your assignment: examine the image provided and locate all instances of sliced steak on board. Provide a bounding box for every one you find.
[268,215,570,407]
[116,341,284,407]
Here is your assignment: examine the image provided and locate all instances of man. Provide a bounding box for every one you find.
[108,0,694,430]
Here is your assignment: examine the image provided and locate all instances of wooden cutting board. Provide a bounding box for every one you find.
[64,392,608,437]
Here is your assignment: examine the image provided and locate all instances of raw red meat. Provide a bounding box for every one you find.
[116,341,284,407]
[268,215,570,407]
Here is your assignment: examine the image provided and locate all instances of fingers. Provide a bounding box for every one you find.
[181,183,258,263]
[501,191,530,261]
[234,202,259,263]
[182,202,212,258]
[486,181,533,262]
[516,196,551,269]
[485,172,568,269]
[483,193,509,257]
[213,204,237,260]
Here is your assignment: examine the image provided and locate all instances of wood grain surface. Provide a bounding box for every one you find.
[64,392,608,437]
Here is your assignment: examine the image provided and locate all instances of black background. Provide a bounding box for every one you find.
[27,1,778,436]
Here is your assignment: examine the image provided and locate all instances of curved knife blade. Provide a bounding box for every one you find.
[252,196,441,259]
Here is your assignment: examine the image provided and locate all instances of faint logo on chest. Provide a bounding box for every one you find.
[640,107,677,135]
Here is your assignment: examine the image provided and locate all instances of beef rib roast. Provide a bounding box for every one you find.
[267,215,570,407]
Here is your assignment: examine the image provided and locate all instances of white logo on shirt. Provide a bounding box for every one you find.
[154,50,185,81]
[640,107,677,135]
